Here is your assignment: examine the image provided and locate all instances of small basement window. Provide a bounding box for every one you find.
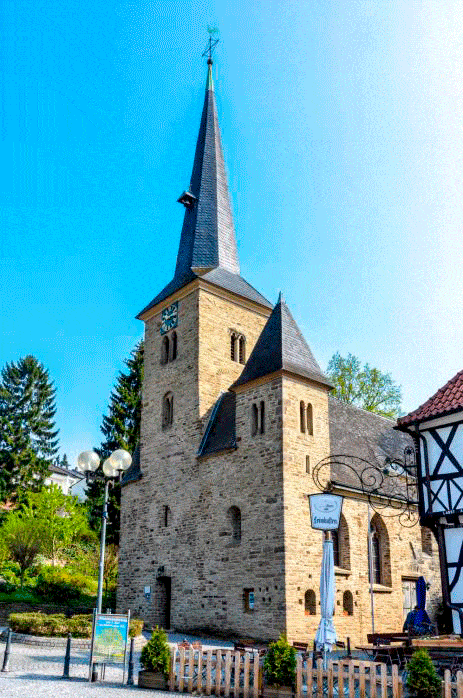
[244,588,255,612]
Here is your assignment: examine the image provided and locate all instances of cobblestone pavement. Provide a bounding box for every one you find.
[0,631,234,697]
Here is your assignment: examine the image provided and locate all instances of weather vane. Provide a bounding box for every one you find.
[202,26,220,64]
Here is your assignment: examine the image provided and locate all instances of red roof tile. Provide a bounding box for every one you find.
[397,369,463,427]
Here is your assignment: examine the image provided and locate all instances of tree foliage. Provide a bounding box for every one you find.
[0,512,41,586]
[140,626,171,676]
[263,634,297,688]
[406,648,441,698]
[86,341,143,544]
[326,352,402,418]
[0,356,59,500]
[22,484,92,564]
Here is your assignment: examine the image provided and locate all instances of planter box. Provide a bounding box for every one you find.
[263,686,293,698]
[138,670,168,689]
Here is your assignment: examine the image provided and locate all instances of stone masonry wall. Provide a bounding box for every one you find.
[118,284,274,636]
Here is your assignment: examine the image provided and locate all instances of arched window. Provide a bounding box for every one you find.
[161,336,169,364]
[162,392,173,429]
[368,515,391,586]
[307,403,313,435]
[228,506,241,542]
[331,530,340,567]
[171,331,177,361]
[230,333,237,361]
[239,336,246,364]
[338,514,351,570]
[343,591,354,616]
[421,526,433,555]
[300,401,306,433]
[251,404,258,436]
[304,589,316,615]
[369,524,381,584]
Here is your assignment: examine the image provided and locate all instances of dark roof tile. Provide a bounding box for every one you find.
[198,392,236,457]
[232,294,332,388]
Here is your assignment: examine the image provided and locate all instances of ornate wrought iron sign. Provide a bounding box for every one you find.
[312,447,419,527]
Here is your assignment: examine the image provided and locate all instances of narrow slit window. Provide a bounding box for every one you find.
[251,404,258,436]
[171,331,177,361]
[300,401,306,433]
[230,334,237,361]
[307,403,313,435]
[239,336,246,364]
[260,401,265,434]
[305,455,311,474]
[161,336,169,365]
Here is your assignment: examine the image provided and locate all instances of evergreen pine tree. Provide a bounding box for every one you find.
[0,355,59,500]
[86,341,143,544]
[406,648,441,698]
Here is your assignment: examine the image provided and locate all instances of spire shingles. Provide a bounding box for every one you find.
[138,62,271,318]
[175,62,239,278]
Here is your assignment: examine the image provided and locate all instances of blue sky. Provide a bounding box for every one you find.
[1,0,462,466]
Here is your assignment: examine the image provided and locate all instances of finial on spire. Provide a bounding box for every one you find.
[202,26,220,64]
[278,291,285,304]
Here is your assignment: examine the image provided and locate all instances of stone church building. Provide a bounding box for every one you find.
[118,60,441,644]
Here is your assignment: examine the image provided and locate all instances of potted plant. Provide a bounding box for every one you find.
[406,648,441,698]
[139,625,171,689]
[263,634,297,698]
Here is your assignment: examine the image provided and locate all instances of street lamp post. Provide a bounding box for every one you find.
[77,449,132,614]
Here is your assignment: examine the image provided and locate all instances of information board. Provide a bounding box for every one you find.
[89,611,130,682]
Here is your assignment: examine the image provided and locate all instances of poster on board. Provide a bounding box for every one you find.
[89,611,130,682]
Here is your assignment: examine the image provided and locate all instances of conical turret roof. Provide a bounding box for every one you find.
[232,293,332,388]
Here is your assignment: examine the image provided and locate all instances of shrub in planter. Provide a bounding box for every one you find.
[263,634,297,698]
[139,626,171,689]
[406,648,441,698]
[8,612,93,638]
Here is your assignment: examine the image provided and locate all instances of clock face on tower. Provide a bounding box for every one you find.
[160,301,178,335]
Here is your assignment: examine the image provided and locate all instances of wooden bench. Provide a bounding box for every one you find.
[367,633,409,645]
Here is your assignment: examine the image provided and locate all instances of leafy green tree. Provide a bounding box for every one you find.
[0,356,59,500]
[326,352,402,418]
[86,341,143,544]
[23,484,93,565]
[0,511,41,586]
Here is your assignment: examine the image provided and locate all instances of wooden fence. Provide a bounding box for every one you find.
[168,648,463,698]
[169,647,260,698]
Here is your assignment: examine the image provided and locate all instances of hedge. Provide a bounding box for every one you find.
[8,612,144,638]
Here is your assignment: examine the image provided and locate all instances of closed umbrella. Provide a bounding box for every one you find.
[414,576,433,634]
[315,538,337,663]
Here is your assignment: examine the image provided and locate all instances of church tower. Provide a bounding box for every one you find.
[118,58,276,632]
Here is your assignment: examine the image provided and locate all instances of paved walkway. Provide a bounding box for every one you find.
[0,630,234,697]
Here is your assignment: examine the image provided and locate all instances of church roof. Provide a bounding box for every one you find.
[232,293,332,388]
[137,61,272,318]
[328,397,413,491]
[121,444,142,486]
[397,368,463,427]
[197,392,236,457]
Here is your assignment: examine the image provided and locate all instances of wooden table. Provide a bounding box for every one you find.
[356,643,410,668]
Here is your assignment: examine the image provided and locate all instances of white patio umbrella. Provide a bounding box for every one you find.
[315,538,337,663]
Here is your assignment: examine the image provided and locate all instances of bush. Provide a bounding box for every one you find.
[67,614,93,638]
[35,567,96,602]
[263,634,297,688]
[406,648,442,698]
[140,626,171,676]
[8,612,93,638]
[129,618,144,638]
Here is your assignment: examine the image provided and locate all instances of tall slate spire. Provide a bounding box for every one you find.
[175,60,240,277]
[137,59,272,318]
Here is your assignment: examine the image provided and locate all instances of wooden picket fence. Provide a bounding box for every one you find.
[169,647,260,698]
[167,648,463,698]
